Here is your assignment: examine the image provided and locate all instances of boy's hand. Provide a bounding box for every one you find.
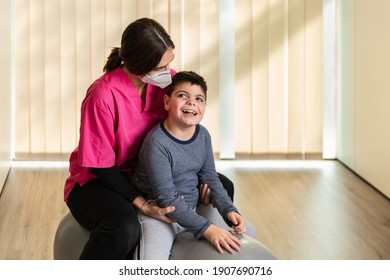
[203,224,241,254]
[227,212,246,234]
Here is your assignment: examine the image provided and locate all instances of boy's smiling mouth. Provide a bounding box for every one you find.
[182,109,198,116]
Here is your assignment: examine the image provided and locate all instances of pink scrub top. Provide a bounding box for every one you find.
[64,68,173,202]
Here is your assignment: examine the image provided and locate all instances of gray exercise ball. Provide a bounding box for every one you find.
[169,232,277,260]
[53,212,277,260]
[53,212,89,260]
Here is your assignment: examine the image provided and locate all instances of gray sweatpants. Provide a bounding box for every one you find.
[138,204,257,260]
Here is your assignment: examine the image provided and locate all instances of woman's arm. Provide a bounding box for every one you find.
[92,166,175,223]
[132,197,175,223]
[92,166,139,201]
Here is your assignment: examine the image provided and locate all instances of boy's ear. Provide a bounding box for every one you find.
[163,94,170,111]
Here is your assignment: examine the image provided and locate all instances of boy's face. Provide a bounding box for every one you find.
[164,82,206,128]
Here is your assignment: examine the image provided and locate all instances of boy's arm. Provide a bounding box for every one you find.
[141,139,212,239]
[197,129,238,220]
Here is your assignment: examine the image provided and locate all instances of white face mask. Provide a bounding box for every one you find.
[141,69,172,89]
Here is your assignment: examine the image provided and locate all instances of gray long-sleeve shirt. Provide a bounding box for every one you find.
[132,122,238,239]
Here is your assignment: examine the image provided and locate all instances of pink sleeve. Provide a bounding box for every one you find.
[78,93,116,168]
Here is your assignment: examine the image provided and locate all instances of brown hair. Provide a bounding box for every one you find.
[103,18,175,74]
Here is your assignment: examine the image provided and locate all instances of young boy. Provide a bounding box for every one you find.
[132,71,253,259]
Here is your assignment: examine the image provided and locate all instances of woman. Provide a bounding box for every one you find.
[64,17,234,260]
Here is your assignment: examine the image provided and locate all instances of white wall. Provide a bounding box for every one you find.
[337,0,390,198]
[12,0,323,159]
[0,0,12,192]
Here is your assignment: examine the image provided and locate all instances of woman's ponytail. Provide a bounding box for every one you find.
[103,47,122,72]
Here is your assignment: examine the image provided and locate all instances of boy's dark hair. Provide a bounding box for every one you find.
[167,71,207,99]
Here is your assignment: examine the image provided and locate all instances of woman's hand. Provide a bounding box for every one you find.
[133,196,175,223]
[203,224,241,254]
[227,212,246,235]
[199,183,215,206]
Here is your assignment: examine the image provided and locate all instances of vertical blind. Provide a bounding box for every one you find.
[14,0,323,159]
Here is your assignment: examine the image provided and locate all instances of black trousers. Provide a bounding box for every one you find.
[66,173,234,260]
